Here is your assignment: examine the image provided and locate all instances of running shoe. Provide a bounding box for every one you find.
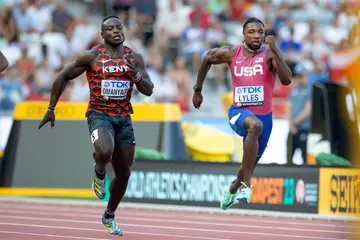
[92,164,106,200]
[220,189,239,210]
[102,215,123,236]
[236,182,252,203]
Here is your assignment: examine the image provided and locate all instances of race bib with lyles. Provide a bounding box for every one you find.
[234,86,264,107]
[101,80,130,100]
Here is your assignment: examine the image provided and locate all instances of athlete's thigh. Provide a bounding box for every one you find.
[112,146,135,170]
[87,112,115,153]
[228,105,256,137]
[113,115,136,149]
[256,112,273,159]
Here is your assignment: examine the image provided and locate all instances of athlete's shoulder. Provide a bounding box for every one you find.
[75,47,99,67]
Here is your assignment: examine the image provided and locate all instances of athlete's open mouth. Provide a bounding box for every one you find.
[114,35,121,40]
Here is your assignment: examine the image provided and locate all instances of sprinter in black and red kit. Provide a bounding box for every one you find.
[38,16,154,236]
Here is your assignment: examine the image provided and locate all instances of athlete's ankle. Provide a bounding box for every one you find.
[104,209,115,219]
[95,165,106,180]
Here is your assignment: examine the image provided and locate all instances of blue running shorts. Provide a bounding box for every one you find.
[228,105,273,162]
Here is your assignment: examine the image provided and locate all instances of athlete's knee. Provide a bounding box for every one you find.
[246,118,263,137]
[96,147,113,163]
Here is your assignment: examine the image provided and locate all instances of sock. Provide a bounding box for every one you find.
[95,167,106,180]
[104,209,115,219]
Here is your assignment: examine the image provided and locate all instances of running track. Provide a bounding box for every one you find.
[0,199,356,240]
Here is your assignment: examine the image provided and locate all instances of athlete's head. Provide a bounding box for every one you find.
[101,16,125,46]
[242,17,265,51]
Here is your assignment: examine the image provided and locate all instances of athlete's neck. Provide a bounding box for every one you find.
[242,44,262,58]
[243,42,263,53]
[104,43,124,58]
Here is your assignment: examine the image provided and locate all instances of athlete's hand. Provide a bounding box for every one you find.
[38,110,55,129]
[124,54,141,83]
[265,35,277,51]
[192,92,203,109]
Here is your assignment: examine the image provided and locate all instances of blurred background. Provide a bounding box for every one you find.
[0,0,359,224]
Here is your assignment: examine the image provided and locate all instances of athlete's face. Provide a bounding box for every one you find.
[101,18,125,46]
[243,22,265,51]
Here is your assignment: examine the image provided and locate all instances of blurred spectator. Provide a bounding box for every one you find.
[286,64,312,165]
[15,45,35,82]
[52,0,73,33]
[168,56,192,112]
[188,1,210,30]
[69,76,89,102]
[26,0,53,34]
[135,0,157,46]
[12,0,33,33]
[147,55,177,103]
[0,7,20,44]
[112,0,136,26]
[181,16,206,72]
[0,0,354,118]
[0,67,29,111]
[33,59,54,95]
[156,0,188,63]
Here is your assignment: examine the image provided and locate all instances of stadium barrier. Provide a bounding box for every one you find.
[0,101,188,188]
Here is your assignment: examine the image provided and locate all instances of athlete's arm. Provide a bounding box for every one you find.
[39,50,96,129]
[48,50,96,109]
[192,46,234,109]
[195,46,234,90]
[133,53,153,96]
[0,51,9,72]
[265,36,292,86]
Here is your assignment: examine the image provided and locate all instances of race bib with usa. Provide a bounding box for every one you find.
[234,86,264,107]
[101,80,130,100]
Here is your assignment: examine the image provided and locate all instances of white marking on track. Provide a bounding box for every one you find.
[0,230,110,240]
[0,218,351,240]
[0,203,355,229]
[0,211,354,235]
[0,223,231,240]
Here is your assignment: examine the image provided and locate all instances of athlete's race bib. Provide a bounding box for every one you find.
[234,86,264,107]
[101,80,130,100]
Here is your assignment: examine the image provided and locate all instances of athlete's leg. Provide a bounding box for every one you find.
[101,115,135,236]
[87,112,115,200]
[235,112,273,203]
[230,115,262,193]
[106,146,134,213]
[221,106,257,209]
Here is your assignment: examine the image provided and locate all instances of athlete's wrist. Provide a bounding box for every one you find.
[132,72,142,83]
[47,106,55,112]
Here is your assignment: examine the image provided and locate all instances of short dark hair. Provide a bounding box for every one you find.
[243,17,265,32]
[102,16,120,24]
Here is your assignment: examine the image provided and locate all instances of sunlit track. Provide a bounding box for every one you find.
[0,198,353,240]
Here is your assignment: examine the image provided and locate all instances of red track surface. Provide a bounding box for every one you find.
[0,200,356,240]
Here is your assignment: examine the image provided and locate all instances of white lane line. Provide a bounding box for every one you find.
[0,210,354,235]
[0,204,354,229]
[0,197,356,221]
[0,230,111,240]
[0,218,351,240]
[0,223,231,240]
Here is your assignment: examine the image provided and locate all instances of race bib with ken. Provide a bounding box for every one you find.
[234,86,264,107]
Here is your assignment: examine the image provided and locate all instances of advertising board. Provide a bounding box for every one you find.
[122,161,319,213]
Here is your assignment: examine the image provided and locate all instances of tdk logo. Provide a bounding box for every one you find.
[102,65,128,73]
[237,86,262,94]
[103,81,130,88]
[234,64,263,77]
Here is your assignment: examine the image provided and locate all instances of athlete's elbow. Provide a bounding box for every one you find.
[0,59,8,72]
[143,87,153,96]
[281,77,291,86]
